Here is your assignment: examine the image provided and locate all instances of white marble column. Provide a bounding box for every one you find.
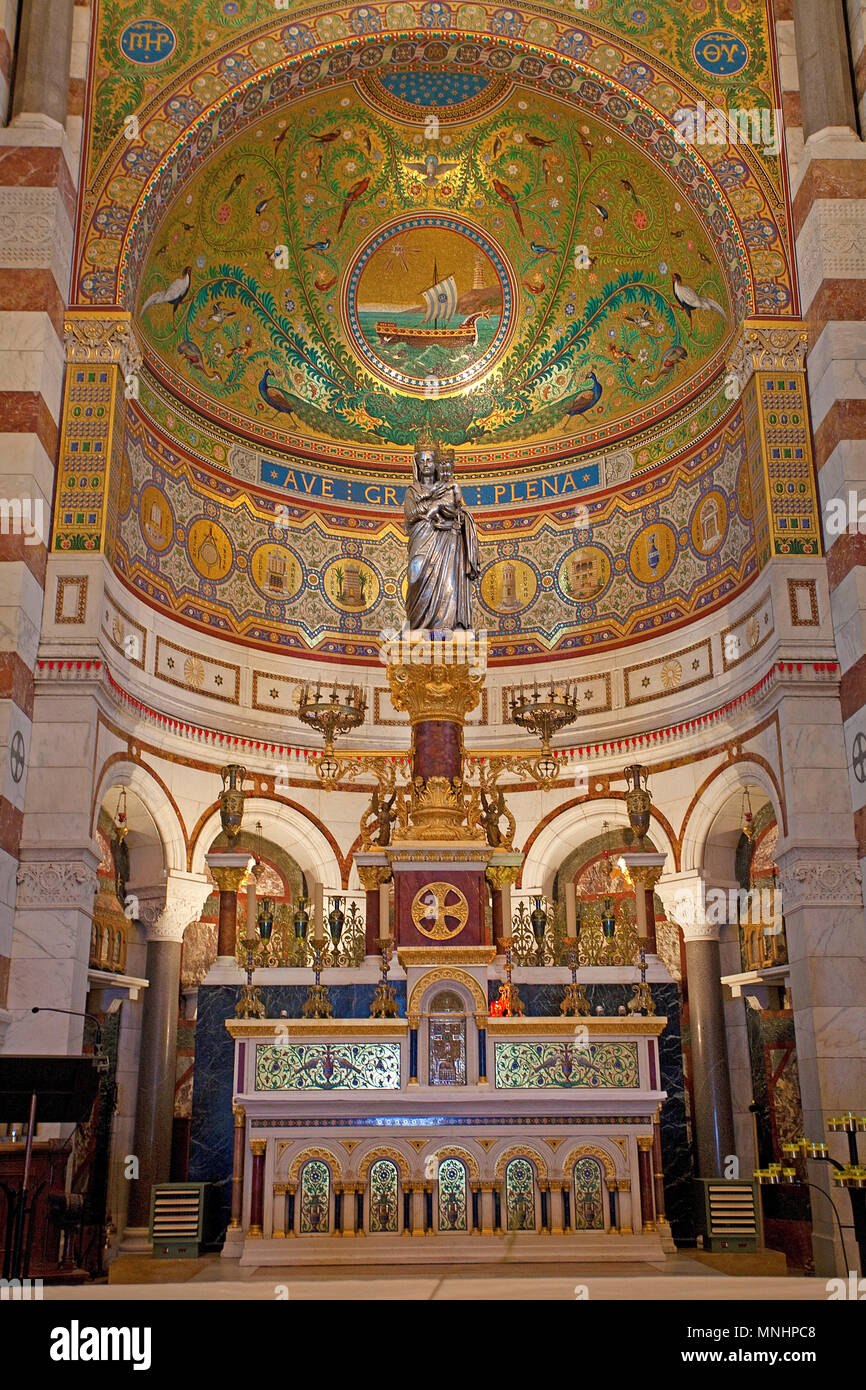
[549,1182,565,1235]
[121,872,210,1248]
[480,1183,495,1236]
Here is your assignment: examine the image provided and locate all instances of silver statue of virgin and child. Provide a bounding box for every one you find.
[403,433,480,632]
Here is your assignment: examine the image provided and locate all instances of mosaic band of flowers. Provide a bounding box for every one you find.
[493,1041,639,1089]
[255,1042,401,1090]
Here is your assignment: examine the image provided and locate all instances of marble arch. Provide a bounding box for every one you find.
[560,1143,619,1182]
[92,758,187,877]
[189,796,342,886]
[521,797,678,896]
[679,759,784,876]
[493,1144,548,1183]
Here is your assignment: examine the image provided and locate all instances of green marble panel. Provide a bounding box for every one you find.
[255,1041,400,1090]
[493,1040,639,1089]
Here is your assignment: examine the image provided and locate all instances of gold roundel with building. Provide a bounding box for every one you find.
[411,882,469,941]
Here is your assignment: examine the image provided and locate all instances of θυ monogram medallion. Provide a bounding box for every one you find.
[411,881,469,941]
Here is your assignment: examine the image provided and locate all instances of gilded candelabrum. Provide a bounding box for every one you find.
[627,945,656,1016]
[234,893,274,1019]
[297,681,367,780]
[302,936,334,1019]
[370,937,399,1018]
[508,679,579,784]
[492,937,525,1017]
[757,1113,866,1272]
[560,937,591,1017]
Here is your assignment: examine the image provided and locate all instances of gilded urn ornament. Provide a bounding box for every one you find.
[219,764,247,844]
[624,764,651,847]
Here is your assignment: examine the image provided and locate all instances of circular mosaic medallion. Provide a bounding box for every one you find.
[342,216,515,395]
[628,521,677,584]
[411,882,469,941]
[322,556,380,612]
[138,485,173,551]
[120,20,176,65]
[187,518,233,580]
[479,558,538,614]
[693,30,750,78]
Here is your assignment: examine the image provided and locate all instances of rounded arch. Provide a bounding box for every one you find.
[493,1144,548,1183]
[680,757,784,874]
[425,1144,480,1181]
[561,1142,618,1181]
[189,795,342,886]
[520,795,677,895]
[407,968,487,1021]
[357,1146,411,1183]
[92,756,187,875]
[286,1146,343,1184]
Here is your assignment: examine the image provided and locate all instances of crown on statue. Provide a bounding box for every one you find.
[415,426,435,453]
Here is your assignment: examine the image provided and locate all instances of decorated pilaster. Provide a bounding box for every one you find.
[637,1136,656,1233]
[248,1138,266,1236]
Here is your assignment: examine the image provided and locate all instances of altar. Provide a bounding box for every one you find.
[223,1006,670,1264]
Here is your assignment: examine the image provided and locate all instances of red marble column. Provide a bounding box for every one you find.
[230,1105,246,1229]
[637,1137,656,1233]
[249,1139,266,1236]
[412,719,462,782]
[358,866,390,953]
[490,888,503,941]
[652,1121,666,1224]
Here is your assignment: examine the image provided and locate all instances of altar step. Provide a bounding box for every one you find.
[235,1232,667,1265]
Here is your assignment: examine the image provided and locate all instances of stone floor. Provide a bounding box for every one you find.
[33,1246,831,1300]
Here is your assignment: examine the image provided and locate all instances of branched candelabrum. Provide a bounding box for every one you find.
[234,896,275,1019]
[297,681,367,781]
[302,934,333,1019]
[627,945,656,1017]
[370,937,399,1018]
[756,1111,866,1273]
[491,936,525,1017]
[560,936,591,1017]
[508,678,579,785]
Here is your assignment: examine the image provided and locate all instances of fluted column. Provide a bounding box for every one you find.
[124,873,211,1238]
[617,1179,633,1236]
[272,1184,287,1238]
[548,1182,565,1235]
[480,1183,495,1236]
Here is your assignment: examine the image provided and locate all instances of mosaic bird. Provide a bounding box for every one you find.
[361,129,372,157]
[670,228,686,239]
[154,244,168,257]
[311,129,341,145]
[273,127,289,153]
[255,196,274,215]
[621,178,641,206]
[525,134,556,149]
[258,368,302,425]
[404,153,460,187]
[564,371,602,419]
[624,309,655,333]
[492,179,525,238]
[577,130,594,161]
[314,270,337,292]
[336,176,370,233]
[530,242,556,257]
[542,155,554,183]
[672,272,726,325]
[313,152,323,180]
[591,202,609,221]
[698,250,712,265]
[302,238,331,254]
[608,343,636,364]
[207,301,235,325]
[224,172,246,199]
[180,221,194,232]
[141,266,191,317]
[640,343,688,385]
[178,338,221,382]
[492,131,506,159]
